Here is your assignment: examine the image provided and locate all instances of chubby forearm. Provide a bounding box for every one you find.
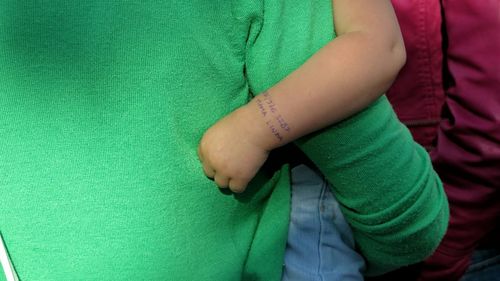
[240,1,406,151]
[198,0,406,192]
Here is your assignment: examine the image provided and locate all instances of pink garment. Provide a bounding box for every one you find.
[388,0,500,280]
[388,0,445,151]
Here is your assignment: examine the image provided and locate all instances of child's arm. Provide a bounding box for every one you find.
[198,0,406,192]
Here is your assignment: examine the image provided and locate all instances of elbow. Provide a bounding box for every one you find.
[390,36,407,76]
[375,34,406,92]
[384,35,407,85]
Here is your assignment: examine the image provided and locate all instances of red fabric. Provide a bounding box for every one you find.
[387,0,444,150]
[387,0,500,280]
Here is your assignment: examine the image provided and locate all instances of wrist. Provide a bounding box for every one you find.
[233,102,277,152]
[240,92,292,150]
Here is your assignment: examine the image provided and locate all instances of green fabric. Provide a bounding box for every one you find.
[296,98,450,275]
[0,265,5,281]
[0,1,448,280]
[245,0,449,276]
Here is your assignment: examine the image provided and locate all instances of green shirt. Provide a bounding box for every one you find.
[0,1,448,280]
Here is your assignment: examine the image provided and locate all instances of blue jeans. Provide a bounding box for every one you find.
[460,248,500,281]
[282,165,365,281]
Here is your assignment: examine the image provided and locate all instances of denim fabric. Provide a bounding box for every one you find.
[460,248,500,281]
[282,165,365,281]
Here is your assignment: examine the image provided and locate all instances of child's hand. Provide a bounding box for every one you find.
[198,106,271,193]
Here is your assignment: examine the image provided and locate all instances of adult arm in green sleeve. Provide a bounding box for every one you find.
[239,0,449,274]
[295,96,449,276]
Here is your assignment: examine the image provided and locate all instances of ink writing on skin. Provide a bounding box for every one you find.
[276,115,290,131]
[256,98,268,117]
[266,120,284,141]
[263,92,278,114]
[256,91,290,142]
